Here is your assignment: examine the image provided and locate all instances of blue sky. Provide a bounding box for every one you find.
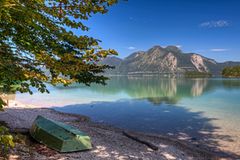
[76,0,240,62]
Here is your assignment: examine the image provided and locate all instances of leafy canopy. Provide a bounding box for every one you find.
[0,0,118,108]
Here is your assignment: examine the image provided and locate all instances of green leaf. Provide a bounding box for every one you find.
[0,0,118,94]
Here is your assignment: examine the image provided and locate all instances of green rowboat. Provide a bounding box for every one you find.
[30,115,92,152]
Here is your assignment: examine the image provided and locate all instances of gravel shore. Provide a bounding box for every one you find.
[0,101,235,160]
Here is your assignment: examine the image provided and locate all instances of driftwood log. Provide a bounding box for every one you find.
[122,131,158,151]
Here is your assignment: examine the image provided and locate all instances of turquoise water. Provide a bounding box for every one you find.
[16,77,240,155]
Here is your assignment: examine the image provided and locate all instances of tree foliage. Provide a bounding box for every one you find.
[184,71,212,78]
[0,0,118,108]
[0,125,14,155]
[222,66,240,77]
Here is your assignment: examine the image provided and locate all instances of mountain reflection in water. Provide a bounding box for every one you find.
[2,77,240,107]
[77,77,240,105]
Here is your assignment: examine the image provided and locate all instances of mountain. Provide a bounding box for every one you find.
[101,45,240,75]
[100,56,122,67]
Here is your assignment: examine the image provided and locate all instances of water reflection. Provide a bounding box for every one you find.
[84,77,240,105]
[191,78,208,96]
[3,77,240,106]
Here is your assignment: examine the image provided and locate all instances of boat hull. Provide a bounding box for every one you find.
[30,115,92,152]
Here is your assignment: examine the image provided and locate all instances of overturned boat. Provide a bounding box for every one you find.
[30,115,92,152]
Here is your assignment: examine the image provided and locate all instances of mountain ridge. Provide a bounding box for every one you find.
[101,45,240,75]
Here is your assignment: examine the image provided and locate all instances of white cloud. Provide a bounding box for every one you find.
[210,48,229,52]
[176,45,182,48]
[127,46,136,50]
[200,20,230,28]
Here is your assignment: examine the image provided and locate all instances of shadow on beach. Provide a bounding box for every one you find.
[53,99,240,159]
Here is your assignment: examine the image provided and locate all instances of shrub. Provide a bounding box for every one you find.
[0,125,14,155]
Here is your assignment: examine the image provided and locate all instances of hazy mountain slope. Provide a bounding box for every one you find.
[100,56,123,74]
[100,56,123,66]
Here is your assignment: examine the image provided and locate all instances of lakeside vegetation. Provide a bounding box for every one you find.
[222,66,240,78]
[184,71,212,78]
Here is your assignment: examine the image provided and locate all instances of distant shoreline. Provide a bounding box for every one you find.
[103,73,222,77]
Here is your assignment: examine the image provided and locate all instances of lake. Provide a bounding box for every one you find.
[15,76,240,156]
